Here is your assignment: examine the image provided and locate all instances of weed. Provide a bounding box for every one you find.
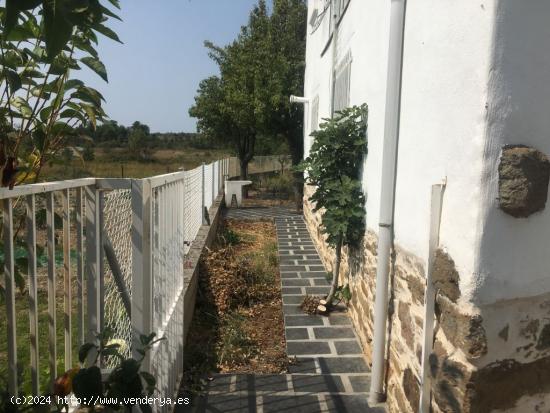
[263,173,294,198]
[219,228,240,246]
[217,312,257,367]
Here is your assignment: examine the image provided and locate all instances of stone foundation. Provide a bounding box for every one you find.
[303,185,550,413]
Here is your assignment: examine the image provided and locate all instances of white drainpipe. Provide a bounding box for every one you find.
[290,95,310,105]
[369,0,408,405]
[330,1,339,115]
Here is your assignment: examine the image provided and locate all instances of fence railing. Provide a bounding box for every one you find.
[0,154,289,409]
[0,158,231,406]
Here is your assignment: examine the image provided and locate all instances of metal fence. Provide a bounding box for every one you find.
[0,154,289,409]
[0,158,231,407]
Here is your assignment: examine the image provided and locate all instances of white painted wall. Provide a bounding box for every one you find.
[474,1,550,305]
[305,0,550,306]
[304,0,497,303]
[395,0,495,303]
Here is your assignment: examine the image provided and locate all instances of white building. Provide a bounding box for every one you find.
[302,1,550,412]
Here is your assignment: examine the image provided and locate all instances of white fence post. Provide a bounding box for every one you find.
[218,161,222,195]
[131,178,153,371]
[62,189,72,372]
[3,198,17,396]
[201,163,206,225]
[98,191,105,332]
[26,195,39,395]
[85,186,101,351]
[212,162,215,202]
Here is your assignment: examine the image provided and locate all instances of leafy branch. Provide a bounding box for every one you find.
[299,104,368,310]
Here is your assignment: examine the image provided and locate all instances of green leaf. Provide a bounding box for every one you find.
[78,343,97,363]
[140,332,156,346]
[106,0,121,10]
[73,366,103,402]
[50,54,81,75]
[93,23,122,43]
[15,256,29,275]
[100,5,122,21]
[4,0,22,37]
[11,96,32,117]
[64,79,85,91]
[80,103,97,128]
[51,122,76,137]
[4,69,22,92]
[14,268,26,294]
[341,284,352,302]
[24,46,47,63]
[39,106,53,123]
[73,38,99,57]
[43,2,74,60]
[119,358,141,377]
[5,25,35,41]
[20,68,46,80]
[72,86,104,106]
[81,56,108,82]
[60,108,86,123]
[0,50,24,69]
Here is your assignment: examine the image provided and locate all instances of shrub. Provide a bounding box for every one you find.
[264,173,294,197]
[299,104,368,306]
[82,145,95,161]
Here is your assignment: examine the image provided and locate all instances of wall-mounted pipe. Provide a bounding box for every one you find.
[330,1,339,116]
[369,0,408,405]
[289,95,311,105]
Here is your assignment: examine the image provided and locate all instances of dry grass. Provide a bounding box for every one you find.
[41,148,230,180]
[182,219,288,394]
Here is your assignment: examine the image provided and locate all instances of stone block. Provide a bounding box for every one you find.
[498,145,550,217]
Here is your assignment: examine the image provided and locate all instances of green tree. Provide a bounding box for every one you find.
[128,121,151,161]
[0,0,121,186]
[300,105,368,309]
[61,147,73,163]
[190,0,306,188]
[82,144,94,161]
[264,0,307,209]
[190,1,270,179]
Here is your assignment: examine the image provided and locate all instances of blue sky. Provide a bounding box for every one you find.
[78,0,264,133]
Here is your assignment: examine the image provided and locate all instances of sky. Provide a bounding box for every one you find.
[77,0,264,133]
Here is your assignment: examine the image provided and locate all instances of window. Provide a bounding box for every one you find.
[333,52,352,113]
[335,0,351,24]
[321,0,351,57]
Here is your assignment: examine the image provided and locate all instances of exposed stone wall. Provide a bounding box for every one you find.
[303,185,550,412]
[303,185,430,412]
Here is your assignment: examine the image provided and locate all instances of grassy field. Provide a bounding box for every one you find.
[0,285,80,396]
[41,147,231,181]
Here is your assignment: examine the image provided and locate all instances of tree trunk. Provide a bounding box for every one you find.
[240,160,249,198]
[325,233,343,305]
[239,161,248,180]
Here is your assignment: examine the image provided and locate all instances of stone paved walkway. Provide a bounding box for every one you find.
[180,206,385,413]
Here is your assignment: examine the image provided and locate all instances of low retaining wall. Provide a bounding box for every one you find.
[183,194,224,344]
